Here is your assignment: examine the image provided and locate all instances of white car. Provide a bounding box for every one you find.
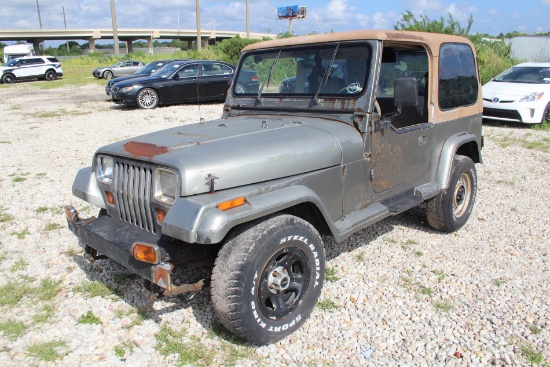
[482,62,550,124]
[0,56,63,84]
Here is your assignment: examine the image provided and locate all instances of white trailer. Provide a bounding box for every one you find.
[3,44,35,64]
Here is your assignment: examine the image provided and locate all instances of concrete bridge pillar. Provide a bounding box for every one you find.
[32,40,41,55]
[187,40,193,50]
[127,40,133,54]
[88,38,96,53]
[147,36,153,54]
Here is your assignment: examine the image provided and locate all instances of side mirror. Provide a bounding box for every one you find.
[394,77,418,107]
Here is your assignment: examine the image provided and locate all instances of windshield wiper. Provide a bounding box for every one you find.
[256,51,281,105]
[311,44,340,106]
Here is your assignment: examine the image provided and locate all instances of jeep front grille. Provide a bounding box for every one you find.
[113,161,156,233]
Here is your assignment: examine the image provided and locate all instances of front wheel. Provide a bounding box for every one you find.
[45,70,57,81]
[211,214,325,344]
[427,155,477,232]
[136,88,159,109]
[542,103,550,124]
[103,70,113,79]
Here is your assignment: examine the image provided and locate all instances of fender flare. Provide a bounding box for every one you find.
[161,185,332,244]
[436,132,481,190]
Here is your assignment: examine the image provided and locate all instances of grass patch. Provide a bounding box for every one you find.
[432,270,447,281]
[33,304,55,324]
[10,259,28,271]
[317,299,339,311]
[12,176,26,183]
[10,229,31,239]
[155,324,214,366]
[73,281,113,298]
[491,133,550,153]
[0,212,14,223]
[418,285,434,296]
[528,325,542,335]
[27,340,67,362]
[44,222,61,231]
[35,206,49,214]
[114,345,125,358]
[36,172,47,178]
[434,302,453,312]
[354,252,366,262]
[37,279,62,301]
[520,345,543,365]
[413,250,424,257]
[325,267,340,282]
[0,281,30,306]
[0,319,26,340]
[63,246,82,257]
[77,310,102,325]
[0,141,11,144]
[493,278,507,287]
[532,120,550,131]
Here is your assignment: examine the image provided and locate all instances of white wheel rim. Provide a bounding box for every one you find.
[453,172,472,218]
[138,90,157,108]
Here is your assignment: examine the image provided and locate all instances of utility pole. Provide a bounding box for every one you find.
[62,6,69,52]
[110,0,120,55]
[36,0,43,29]
[196,0,201,51]
[246,0,250,38]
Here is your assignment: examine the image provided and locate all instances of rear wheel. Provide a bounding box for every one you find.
[45,70,57,81]
[136,88,159,109]
[211,214,325,344]
[103,70,113,79]
[2,74,15,84]
[427,155,477,232]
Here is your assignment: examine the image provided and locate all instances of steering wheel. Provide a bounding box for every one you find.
[337,82,362,94]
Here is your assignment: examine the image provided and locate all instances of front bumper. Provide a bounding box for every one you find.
[110,91,136,105]
[482,99,546,124]
[65,205,207,296]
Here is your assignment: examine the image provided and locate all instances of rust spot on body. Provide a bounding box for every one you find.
[123,141,168,159]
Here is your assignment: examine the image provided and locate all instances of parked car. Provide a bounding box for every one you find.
[482,62,550,124]
[110,60,236,109]
[105,59,189,96]
[0,56,63,84]
[66,30,483,344]
[93,60,145,79]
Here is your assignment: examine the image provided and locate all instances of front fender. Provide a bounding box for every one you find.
[72,167,106,209]
[436,132,481,190]
[161,185,332,245]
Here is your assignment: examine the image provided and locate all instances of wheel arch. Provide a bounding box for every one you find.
[436,133,482,190]
[2,73,16,82]
[161,185,336,245]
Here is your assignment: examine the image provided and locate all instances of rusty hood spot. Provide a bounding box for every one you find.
[123,141,168,159]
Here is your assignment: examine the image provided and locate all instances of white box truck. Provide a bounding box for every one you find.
[3,44,35,64]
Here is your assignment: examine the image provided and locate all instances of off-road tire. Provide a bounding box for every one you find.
[427,155,477,232]
[211,214,325,345]
[2,74,15,84]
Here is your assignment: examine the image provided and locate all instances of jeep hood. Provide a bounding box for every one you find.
[97,116,347,196]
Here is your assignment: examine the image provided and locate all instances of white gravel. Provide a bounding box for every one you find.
[0,82,548,366]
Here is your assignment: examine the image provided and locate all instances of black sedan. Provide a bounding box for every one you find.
[110,60,236,109]
[105,59,188,96]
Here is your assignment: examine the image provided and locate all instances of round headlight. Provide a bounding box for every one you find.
[96,156,114,185]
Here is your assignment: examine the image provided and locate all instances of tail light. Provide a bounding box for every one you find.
[252,75,258,81]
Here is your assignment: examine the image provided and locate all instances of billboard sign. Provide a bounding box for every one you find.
[278,5,299,19]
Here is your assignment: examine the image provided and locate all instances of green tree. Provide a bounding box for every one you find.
[215,35,263,65]
[394,10,473,36]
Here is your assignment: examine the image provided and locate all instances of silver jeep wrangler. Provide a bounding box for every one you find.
[65,30,483,344]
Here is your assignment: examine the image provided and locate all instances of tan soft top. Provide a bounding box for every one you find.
[243,30,474,57]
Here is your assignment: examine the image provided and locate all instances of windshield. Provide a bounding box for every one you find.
[138,61,166,74]
[494,66,550,84]
[234,43,371,97]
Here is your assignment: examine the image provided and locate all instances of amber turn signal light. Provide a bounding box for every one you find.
[131,243,160,264]
[217,196,246,211]
[156,209,167,223]
[105,191,115,205]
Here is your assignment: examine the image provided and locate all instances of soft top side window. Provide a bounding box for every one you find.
[438,43,478,110]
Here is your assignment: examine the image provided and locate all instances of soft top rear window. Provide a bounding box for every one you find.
[234,43,371,97]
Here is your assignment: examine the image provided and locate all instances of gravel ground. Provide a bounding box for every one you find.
[0,82,548,367]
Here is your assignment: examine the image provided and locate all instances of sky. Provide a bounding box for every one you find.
[1,0,550,44]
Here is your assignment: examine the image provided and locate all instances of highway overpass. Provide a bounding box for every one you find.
[0,28,276,54]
